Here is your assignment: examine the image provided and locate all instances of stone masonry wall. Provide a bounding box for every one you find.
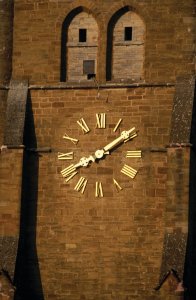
[112,11,145,81]
[12,0,195,84]
[5,0,194,299]
[0,0,13,145]
[0,149,23,276]
[0,91,7,146]
[166,147,190,234]
[31,87,174,148]
[157,147,190,300]
[23,86,176,300]
[0,0,13,83]
[67,12,98,81]
[0,148,23,237]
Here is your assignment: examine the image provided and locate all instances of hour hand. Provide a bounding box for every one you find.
[77,155,95,167]
[61,155,95,178]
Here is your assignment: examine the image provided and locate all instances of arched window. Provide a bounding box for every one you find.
[61,7,98,82]
[106,7,145,82]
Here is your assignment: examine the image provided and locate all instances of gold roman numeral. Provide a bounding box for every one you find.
[113,118,122,132]
[63,133,78,144]
[96,113,106,129]
[121,164,137,179]
[58,152,74,160]
[113,178,123,192]
[126,150,142,158]
[77,118,90,134]
[95,181,103,197]
[74,177,88,194]
[61,164,78,182]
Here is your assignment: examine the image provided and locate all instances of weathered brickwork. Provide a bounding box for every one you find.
[0,270,15,300]
[0,149,23,236]
[166,147,190,234]
[22,86,176,299]
[0,0,13,83]
[0,149,23,297]
[155,147,190,300]
[158,277,184,300]
[0,91,7,145]
[67,12,98,81]
[12,0,195,84]
[0,0,194,299]
[0,0,13,145]
[31,87,174,148]
[38,150,167,300]
[112,11,145,81]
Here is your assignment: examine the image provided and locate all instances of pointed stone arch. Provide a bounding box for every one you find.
[106,5,145,82]
[60,6,99,82]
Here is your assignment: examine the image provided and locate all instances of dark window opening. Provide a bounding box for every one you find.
[83,60,95,75]
[124,27,132,41]
[79,28,87,42]
[87,74,95,80]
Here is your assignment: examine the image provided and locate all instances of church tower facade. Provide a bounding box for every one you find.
[0,1,195,299]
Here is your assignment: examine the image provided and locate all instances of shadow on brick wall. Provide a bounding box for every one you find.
[14,93,44,300]
[184,83,196,300]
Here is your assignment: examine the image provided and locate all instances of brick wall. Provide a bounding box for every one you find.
[0,148,23,283]
[24,86,178,299]
[67,12,98,81]
[12,0,195,84]
[0,0,13,83]
[37,151,167,299]
[0,149,23,237]
[31,87,173,148]
[112,11,145,81]
[0,91,7,145]
[0,0,13,145]
[166,147,190,234]
[2,0,193,299]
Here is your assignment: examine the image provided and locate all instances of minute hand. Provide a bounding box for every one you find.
[103,127,137,152]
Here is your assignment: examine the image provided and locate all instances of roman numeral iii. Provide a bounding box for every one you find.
[126,150,142,158]
[121,164,137,179]
[61,164,78,182]
[74,177,88,194]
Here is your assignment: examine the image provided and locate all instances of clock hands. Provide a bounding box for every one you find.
[61,127,137,179]
[61,155,95,179]
[74,127,137,165]
[94,127,137,159]
[75,155,95,168]
[80,127,137,165]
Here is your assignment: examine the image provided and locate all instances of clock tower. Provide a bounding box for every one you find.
[0,1,195,300]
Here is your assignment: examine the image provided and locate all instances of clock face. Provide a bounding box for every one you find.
[56,110,142,198]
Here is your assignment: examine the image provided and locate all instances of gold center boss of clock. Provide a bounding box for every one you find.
[58,113,142,197]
